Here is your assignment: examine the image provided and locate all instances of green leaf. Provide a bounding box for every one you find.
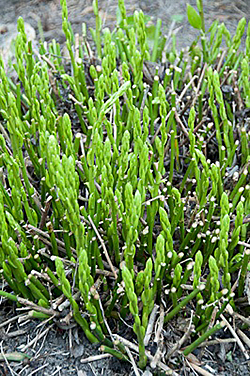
[145,24,157,46]
[0,352,30,362]
[196,0,202,12]
[118,14,151,29]
[186,3,202,30]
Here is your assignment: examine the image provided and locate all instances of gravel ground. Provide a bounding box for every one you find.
[0,0,249,50]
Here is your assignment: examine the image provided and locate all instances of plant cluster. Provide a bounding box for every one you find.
[0,0,249,371]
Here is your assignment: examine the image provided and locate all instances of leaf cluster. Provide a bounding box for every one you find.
[0,0,249,370]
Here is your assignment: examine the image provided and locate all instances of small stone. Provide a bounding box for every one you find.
[142,370,153,376]
[71,344,84,358]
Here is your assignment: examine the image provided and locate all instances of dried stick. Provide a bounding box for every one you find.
[29,363,49,376]
[18,326,52,352]
[186,359,214,376]
[144,305,159,346]
[17,297,60,317]
[177,75,198,105]
[80,353,112,363]
[237,329,250,350]
[88,215,117,279]
[27,224,77,255]
[113,334,180,375]
[0,314,26,329]
[191,63,207,108]
[0,342,16,376]
[174,111,189,139]
[150,340,164,369]
[151,111,172,145]
[166,311,194,359]
[39,195,53,229]
[125,346,140,376]
[216,50,227,73]
[198,338,236,347]
[221,314,249,360]
[154,305,165,344]
[5,329,26,338]
[232,312,250,327]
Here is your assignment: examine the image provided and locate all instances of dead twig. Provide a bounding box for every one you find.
[125,346,140,376]
[150,340,164,370]
[216,50,227,73]
[231,311,250,327]
[166,311,194,359]
[39,195,53,229]
[17,297,60,317]
[0,341,16,376]
[27,224,77,257]
[221,314,249,360]
[154,305,165,344]
[88,215,117,279]
[191,63,207,108]
[29,363,49,376]
[113,334,180,375]
[174,111,189,139]
[176,75,198,105]
[4,329,27,338]
[237,329,250,350]
[144,305,159,346]
[151,111,172,145]
[80,353,112,363]
[97,293,114,341]
[197,337,237,347]
[186,359,215,376]
[18,325,52,352]
[0,314,26,329]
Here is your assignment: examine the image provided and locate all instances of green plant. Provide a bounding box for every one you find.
[0,0,249,371]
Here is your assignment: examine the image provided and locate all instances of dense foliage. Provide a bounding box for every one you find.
[0,0,249,371]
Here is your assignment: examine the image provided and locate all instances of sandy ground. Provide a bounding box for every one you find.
[0,0,249,50]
